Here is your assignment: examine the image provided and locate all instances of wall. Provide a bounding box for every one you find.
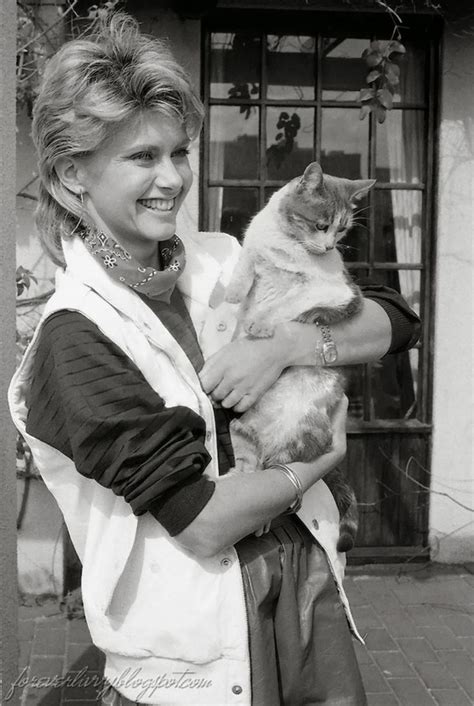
[136,8,202,234]
[1,0,20,700]
[430,25,474,562]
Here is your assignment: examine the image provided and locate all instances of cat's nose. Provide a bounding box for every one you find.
[325,244,335,251]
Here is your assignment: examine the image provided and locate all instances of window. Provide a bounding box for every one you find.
[202,18,436,426]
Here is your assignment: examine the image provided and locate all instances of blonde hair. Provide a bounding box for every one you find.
[32,12,204,265]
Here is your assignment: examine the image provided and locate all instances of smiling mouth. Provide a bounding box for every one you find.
[138,198,175,212]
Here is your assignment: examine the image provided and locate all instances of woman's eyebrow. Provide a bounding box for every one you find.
[123,143,156,153]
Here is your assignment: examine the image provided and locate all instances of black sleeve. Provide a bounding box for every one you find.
[358,279,421,354]
[25,310,215,537]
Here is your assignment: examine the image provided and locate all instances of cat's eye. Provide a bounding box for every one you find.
[316,223,327,231]
[337,226,347,233]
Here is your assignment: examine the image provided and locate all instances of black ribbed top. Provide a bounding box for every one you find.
[25,310,216,537]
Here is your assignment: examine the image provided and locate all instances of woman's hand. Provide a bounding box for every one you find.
[199,331,292,412]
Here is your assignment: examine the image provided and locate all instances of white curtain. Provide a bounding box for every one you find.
[385,92,423,403]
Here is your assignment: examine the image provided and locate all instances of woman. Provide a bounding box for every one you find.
[9,13,419,706]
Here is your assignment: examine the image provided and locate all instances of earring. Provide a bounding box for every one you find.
[70,189,86,236]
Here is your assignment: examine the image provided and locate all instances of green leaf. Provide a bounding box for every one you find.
[365,52,383,68]
[388,40,406,56]
[366,69,382,83]
[370,40,382,53]
[385,61,400,86]
[377,87,393,110]
[359,87,374,102]
[375,103,387,124]
[359,103,372,120]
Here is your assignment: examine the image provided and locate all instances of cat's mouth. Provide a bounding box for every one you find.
[305,243,332,256]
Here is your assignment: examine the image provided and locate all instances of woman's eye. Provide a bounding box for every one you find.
[132,151,153,162]
[173,147,190,158]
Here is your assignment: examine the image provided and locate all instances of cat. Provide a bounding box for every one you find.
[225,161,375,552]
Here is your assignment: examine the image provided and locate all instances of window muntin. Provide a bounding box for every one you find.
[203,26,432,424]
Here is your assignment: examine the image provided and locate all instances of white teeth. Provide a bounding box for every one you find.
[140,198,174,211]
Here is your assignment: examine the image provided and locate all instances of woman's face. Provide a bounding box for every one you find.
[76,112,193,265]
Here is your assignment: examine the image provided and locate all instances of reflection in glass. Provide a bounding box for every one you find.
[376,110,425,184]
[210,33,260,99]
[321,108,369,179]
[266,107,314,180]
[208,187,258,242]
[371,349,418,420]
[374,190,422,265]
[209,106,259,180]
[321,38,368,101]
[267,35,315,100]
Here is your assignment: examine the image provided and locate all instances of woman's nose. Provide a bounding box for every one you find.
[155,158,183,194]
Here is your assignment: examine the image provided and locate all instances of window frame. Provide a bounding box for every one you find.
[200,9,441,431]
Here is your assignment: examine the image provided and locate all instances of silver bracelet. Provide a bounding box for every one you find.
[270,463,304,514]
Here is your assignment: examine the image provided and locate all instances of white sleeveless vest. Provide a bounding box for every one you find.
[9,231,362,705]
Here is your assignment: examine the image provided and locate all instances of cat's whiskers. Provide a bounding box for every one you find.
[352,205,371,217]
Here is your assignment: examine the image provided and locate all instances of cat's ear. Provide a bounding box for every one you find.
[297,162,324,193]
[348,179,376,203]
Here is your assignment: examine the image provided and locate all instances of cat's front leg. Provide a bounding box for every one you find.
[225,251,255,304]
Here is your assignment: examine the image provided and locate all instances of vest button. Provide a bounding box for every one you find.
[217,321,227,331]
[312,519,319,530]
[232,684,243,695]
[220,557,232,568]
[206,431,212,442]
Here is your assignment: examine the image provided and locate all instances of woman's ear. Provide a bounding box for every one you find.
[54,157,84,196]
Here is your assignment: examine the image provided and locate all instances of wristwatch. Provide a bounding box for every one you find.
[315,323,338,365]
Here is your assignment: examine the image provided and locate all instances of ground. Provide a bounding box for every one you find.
[6,563,474,705]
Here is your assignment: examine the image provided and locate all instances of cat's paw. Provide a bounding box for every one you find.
[244,320,275,338]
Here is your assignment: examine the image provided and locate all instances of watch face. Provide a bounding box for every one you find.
[323,343,338,364]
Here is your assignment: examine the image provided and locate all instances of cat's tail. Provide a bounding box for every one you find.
[325,466,359,553]
[225,250,255,304]
[337,503,359,553]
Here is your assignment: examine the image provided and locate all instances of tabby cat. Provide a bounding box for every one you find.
[225,161,375,552]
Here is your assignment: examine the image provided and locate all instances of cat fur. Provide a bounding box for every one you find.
[226,161,375,552]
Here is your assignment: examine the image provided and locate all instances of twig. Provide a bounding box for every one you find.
[375,0,403,25]
[18,0,80,54]
[378,448,474,513]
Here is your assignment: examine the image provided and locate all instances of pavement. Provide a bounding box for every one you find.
[8,563,474,706]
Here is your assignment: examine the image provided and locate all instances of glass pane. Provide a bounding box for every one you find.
[322,38,425,105]
[209,106,259,180]
[374,190,422,264]
[322,38,368,101]
[376,110,425,184]
[370,269,421,318]
[266,107,314,180]
[207,187,258,242]
[265,187,280,204]
[267,35,315,100]
[385,40,426,104]
[321,108,369,179]
[371,349,419,420]
[346,365,365,422]
[341,195,370,263]
[210,33,260,99]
